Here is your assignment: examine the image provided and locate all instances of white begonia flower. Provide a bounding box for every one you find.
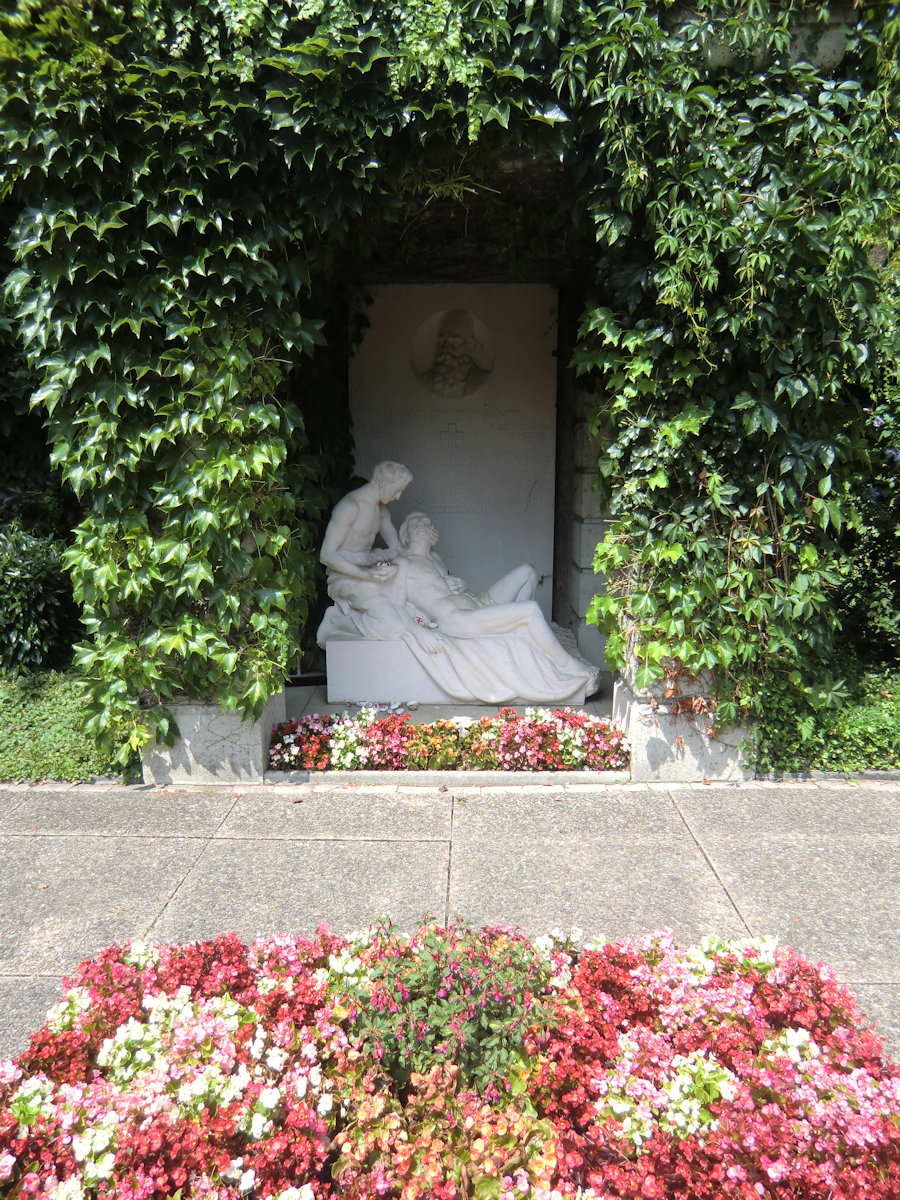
[222,1157,244,1182]
[250,1112,268,1140]
[533,935,554,959]
[295,1075,308,1099]
[82,1152,115,1185]
[317,1092,333,1116]
[49,1178,87,1200]
[266,1048,288,1073]
[308,1065,322,1088]
[259,1086,280,1110]
[239,1167,257,1193]
[122,941,160,970]
[46,987,93,1033]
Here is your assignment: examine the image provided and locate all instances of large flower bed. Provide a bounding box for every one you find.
[2,924,898,1200]
[269,708,629,772]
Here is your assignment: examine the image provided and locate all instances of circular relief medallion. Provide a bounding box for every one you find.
[411,309,495,398]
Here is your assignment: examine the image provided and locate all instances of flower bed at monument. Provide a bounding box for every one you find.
[269,708,629,772]
[3,924,899,1200]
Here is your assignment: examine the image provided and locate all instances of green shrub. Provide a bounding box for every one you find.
[754,661,900,775]
[0,670,122,781]
[0,524,81,674]
[836,394,900,664]
[331,920,555,1095]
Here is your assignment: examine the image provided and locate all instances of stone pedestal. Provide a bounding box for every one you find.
[325,638,587,706]
[613,676,751,783]
[142,691,287,785]
[326,639,451,704]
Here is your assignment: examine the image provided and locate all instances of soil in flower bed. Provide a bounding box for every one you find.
[269,706,629,772]
[2,923,898,1200]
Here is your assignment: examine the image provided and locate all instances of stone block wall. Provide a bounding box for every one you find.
[554,377,609,668]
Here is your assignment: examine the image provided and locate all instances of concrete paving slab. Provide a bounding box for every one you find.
[674,791,900,981]
[675,786,900,843]
[451,789,676,843]
[0,835,203,975]
[0,791,235,837]
[0,975,65,1061]
[284,684,324,719]
[848,984,900,1061]
[448,831,746,944]
[149,839,450,945]
[214,792,451,841]
[0,791,26,826]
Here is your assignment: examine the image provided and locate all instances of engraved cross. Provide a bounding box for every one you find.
[440,422,464,448]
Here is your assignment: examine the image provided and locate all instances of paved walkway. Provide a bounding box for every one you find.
[1,776,898,1062]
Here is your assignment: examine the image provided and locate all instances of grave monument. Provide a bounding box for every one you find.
[317,463,599,704]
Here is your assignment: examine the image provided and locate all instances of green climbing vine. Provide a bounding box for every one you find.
[0,0,897,760]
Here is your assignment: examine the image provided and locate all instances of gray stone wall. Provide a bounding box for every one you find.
[565,388,609,666]
[552,363,609,669]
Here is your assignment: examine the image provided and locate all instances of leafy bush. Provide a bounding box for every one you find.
[754,661,900,775]
[0,525,80,674]
[330,921,554,1095]
[0,670,121,781]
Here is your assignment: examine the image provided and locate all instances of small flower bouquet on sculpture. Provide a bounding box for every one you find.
[269,707,629,773]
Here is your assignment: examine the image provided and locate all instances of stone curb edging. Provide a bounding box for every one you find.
[266,769,632,787]
[261,767,900,788]
[3,770,898,790]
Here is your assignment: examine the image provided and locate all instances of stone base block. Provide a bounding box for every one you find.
[613,677,751,783]
[142,691,286,785]
[326,639,454,703]
[325,638,586,706]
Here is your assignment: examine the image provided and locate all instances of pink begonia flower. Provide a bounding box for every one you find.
[0,1153,16,1182]
[0,1061,22,1087]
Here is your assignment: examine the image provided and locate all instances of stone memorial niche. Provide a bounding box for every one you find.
[349,284,558,622]
[315,283,602,705]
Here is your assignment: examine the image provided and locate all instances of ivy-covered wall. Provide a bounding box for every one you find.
[0,0,897,759]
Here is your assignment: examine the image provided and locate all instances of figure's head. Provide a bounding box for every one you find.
[433,309,476,373]
[371,460,413,503]
[399,512,438,551]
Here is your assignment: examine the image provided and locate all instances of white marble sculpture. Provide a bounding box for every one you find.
[317,464,599,703]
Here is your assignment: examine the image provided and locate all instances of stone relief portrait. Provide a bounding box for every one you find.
[411,309,495,398]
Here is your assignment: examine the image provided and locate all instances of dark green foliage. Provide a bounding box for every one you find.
[0,525,81,673]
[836,381,900,662]
[754,660,900,775]
[0,201,79,536]
[0,670,122,780]
[575,3,900,721]
[0,0,898,762]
